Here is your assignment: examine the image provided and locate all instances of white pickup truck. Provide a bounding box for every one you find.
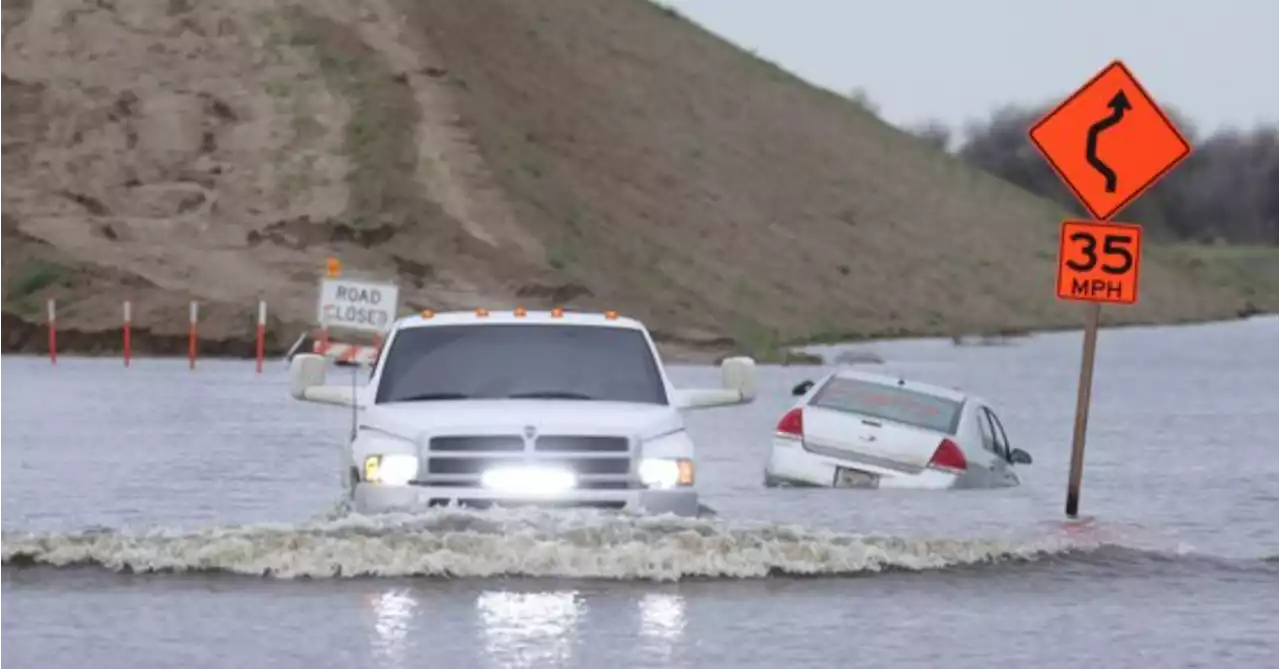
[290,308,757,517]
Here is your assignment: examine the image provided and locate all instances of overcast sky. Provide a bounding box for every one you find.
[669,0,1278,136]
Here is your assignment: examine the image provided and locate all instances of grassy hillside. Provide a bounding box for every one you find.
[2,0,1273,361]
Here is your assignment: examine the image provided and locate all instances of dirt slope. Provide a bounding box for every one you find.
[1,0,1268,361]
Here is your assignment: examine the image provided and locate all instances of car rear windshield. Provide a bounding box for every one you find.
[374,324,668,405]
[809,376,963,434]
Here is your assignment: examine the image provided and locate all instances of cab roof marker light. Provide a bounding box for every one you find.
[550,307,565,318]
[514,307,528,317]
[421,310,435,318]
[605,310,619,320]
[475,308,490,317]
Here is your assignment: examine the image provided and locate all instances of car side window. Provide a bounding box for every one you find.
[976,406,997,453]
[984,408,1011,460]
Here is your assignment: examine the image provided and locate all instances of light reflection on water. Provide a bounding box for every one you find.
[639,592,687,658]
[368,589,418,667]
[475,591,585,669]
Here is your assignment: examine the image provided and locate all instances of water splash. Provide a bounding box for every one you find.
[1,507,1125,581]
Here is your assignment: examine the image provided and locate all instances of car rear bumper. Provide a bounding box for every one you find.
[764,439,958,489]
[353,483,700,517]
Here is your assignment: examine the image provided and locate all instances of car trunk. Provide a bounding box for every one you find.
[801,406,946,474]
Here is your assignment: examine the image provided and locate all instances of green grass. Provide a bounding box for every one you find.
[1152,243,1278,310]
[286,10,421,226]
[546,237,578,270]
[729,318,824,365]
[9,261,70,299]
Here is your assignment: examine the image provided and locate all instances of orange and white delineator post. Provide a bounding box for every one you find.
[47,298,57,365]
[123,300,132,367]
[188,300,199,371]
[255,300,267,374]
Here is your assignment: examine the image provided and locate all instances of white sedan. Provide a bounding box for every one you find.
[763,369,1032,489]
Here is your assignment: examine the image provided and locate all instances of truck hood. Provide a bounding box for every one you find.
[360,399,683,440]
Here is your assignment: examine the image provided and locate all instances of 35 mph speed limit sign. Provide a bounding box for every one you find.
[317,277,400,332]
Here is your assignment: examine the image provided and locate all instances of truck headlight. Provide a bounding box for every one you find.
[639,458,694,489]
[363,454,419,486]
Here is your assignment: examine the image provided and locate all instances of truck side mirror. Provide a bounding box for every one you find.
[291,354,328,400]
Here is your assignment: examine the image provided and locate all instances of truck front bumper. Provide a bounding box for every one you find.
[353,483,700,517]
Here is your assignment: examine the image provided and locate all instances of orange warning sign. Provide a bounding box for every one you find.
[1029,61,1191,221]
[1056,220,1143,305]
[326,257,342,277]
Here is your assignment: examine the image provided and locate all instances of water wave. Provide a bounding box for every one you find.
[0,508,1243,581]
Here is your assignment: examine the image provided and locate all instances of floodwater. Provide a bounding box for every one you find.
[3,317,1277,669]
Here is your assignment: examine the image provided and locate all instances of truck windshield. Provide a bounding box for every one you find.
[375,324,669,405]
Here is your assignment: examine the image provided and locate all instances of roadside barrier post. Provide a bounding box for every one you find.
[188,300,199,371]
[1027,60,1189,518]
[47,298,57,365]
[123,300,132,367]
[256,300,267,374]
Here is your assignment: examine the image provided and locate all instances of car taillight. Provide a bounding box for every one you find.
[776,408,804,438]
[927,438,967,472]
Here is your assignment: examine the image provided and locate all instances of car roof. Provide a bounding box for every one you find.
[392,309,648,332]
[824,367,974,404]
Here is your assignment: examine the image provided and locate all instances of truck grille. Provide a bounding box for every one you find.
[418,434,636,490]
[535,436,629,453]
[430,436,524,452]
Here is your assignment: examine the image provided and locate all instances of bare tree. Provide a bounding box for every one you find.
[906,119,952,152]
[846,87,880,116]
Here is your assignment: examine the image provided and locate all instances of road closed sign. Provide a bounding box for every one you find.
[317,277,400,332]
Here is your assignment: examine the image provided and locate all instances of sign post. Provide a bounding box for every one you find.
[1028,60,1190,518]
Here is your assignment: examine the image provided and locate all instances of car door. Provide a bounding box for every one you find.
[980,407,1019,485]
[969,404,1007,484]
[985,408,1014,460]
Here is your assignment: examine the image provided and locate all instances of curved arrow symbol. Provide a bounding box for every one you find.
[1085,91,1131,193]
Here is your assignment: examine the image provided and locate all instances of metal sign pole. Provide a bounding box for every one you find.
[1065,302,1102,518]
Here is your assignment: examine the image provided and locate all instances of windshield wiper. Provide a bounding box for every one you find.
[507,391,596,400]
[394,392,471,402]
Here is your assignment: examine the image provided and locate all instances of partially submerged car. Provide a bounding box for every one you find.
[763,369,1031,489]
[290,308,757,517]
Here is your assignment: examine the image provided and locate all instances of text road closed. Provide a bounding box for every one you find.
[318,278,400,332]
